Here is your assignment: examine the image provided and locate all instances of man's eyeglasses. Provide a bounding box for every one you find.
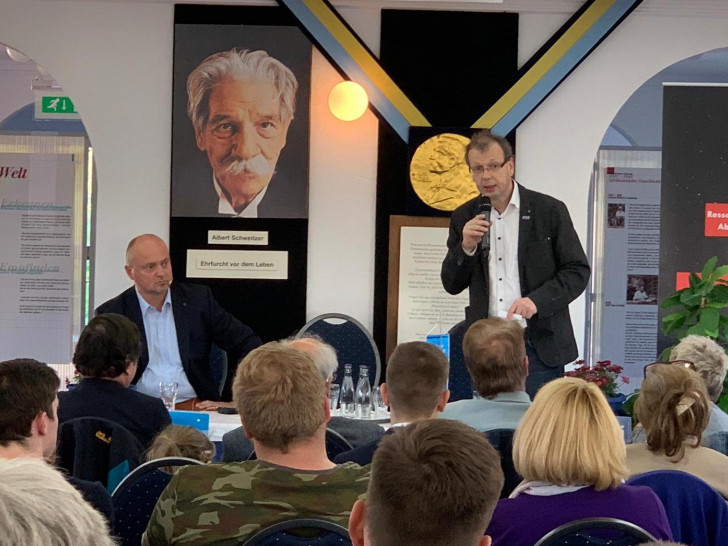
[469,159,508,177]
[643,360,694,378]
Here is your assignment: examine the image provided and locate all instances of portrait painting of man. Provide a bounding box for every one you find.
[171,24,310,219]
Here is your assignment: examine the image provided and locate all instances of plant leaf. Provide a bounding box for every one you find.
[679,290,702,307]
[687,323,708,336]
[689,273,703,288]
[710,264,728,281]
[660,291,684,309]
[702,256,718,278]
[700,307,720,332]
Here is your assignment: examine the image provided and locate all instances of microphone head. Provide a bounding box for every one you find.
[477,197,492,215]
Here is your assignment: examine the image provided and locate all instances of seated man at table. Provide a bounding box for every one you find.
[348,419,504,546]
[222,335,385,461]
[0,358,114,524]
[59,313,171,447]
[440,317,531,432]
[144,342,370,545]
[335,341,450,465]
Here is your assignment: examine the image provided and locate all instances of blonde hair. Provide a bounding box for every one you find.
[463,318,526,397]
[635,365,710,460]
[147,425,215,471]
[0,458,115,546]
[514,377,627,490]
[233,342,326,452]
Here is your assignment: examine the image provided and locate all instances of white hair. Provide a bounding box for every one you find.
[283,335,338,380]
[671,335,728,402]
[0,458,116,546]
[187,48,298,137]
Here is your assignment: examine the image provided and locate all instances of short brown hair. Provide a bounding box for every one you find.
[366,419,503,546]
[635,365,710,460]
[0,359,59,447]
[464,129,513,167]
[386,342,449,418]
[514,377,627,491]
[73,314,141,378]
[463,318,526,397]
[233,342,326,452]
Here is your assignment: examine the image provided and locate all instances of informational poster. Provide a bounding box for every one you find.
[397,226,469,344]
[601,167,661,390]
[0,153,76,362]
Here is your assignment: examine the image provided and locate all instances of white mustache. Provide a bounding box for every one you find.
[222,154,273,177]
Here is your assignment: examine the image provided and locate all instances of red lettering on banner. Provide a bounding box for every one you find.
[0,166,27,179]
[705,203,728,236]
[676,271,728,291]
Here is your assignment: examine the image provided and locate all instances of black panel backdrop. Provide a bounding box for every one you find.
[373,10,519,360]
[658,84,728,352]
[170,5,309,343]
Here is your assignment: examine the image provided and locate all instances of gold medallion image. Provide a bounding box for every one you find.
[410,133,478,211]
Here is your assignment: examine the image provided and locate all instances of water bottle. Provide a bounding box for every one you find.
[340,364,356,417]
[356,365,371,419]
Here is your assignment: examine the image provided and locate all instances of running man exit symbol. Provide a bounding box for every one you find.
[41,96,77,114]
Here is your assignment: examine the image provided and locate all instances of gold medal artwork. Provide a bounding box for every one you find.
[409,133,478,211]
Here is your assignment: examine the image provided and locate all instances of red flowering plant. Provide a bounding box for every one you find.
[564,360,630,398]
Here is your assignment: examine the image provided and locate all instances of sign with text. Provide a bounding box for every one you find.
[704,203,728,237]
[207,230,268,245]
[186,249,288,280]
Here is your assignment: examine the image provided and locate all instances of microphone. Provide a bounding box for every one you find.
[476,197,492,251]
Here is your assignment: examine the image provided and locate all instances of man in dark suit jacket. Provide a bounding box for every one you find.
[441,130,590,397]
[96,234,262,404]
[334,341,450,466]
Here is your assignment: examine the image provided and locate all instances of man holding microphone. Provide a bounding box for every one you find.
[441,130,590,397]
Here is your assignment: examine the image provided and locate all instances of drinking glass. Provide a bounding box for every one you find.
[329,384,341,412]
[160,381,179,410]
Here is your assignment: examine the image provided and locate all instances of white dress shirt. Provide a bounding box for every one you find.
[134,289,196,402]
[488,184,522,318]
[214,176,268,218]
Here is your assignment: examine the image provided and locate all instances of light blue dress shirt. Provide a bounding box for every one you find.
[134,289,196,402]
[440,391,531,432]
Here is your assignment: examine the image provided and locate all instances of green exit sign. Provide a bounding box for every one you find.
[41,96,77,114]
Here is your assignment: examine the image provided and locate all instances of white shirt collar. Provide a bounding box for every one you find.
[500,180,520,215]
[213,175,268,218]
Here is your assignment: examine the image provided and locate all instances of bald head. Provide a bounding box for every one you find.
[284,337,338,381]
[124,234,173,306]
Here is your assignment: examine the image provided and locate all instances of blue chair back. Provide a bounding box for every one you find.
[533,517,656,546]
[447,320,473,401]
[243,518,351,545]
[627,469,728,546]
[111,457,204,546]
[297,313,381,386]
[483,428,521,498]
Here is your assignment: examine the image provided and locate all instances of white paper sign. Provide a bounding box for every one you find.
[207,230,268,245]
[186,249,288,280]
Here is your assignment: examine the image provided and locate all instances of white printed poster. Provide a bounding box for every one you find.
[397,226,469,344]
[0,153,76,362]
[602,167,661,391]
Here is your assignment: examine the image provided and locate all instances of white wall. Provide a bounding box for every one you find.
[1,0,728,359]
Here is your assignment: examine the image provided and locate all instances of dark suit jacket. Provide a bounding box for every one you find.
[58,379,171,448]
[333,428,396,466]
[95,282,262,401]
[441,184,590,366]
[222,417,386,463]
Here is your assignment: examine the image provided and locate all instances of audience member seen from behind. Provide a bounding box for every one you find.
[335,341,449,465]
[0,457,116,546]
[0,358,114,524]
[441,317,531,431]
[349,419,504,546]
[222,335,384,461]
[144,342,370,545]
[627,364,728,499]
[486,377,673,545]
[147,424,216,473]
[59,313,171,447]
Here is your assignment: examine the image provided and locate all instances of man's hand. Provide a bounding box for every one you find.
[195,400,236,411]
[461,215,491,254]
[508,297,537,319]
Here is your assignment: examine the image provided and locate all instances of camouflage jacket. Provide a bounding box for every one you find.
[142,460,370,545]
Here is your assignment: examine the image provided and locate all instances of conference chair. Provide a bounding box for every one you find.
[483,428,521,498]
[297,313,381,386]
[110,456,204,546]
[533,517,656,546]
[56,416,143,493]
[243,518,351,546]
[627,469,728,545]
[447,320,473,401]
